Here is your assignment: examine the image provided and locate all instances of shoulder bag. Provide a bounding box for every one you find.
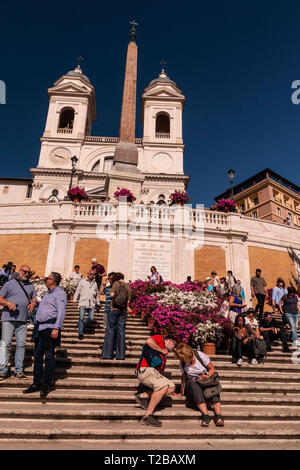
[194,351,223,399]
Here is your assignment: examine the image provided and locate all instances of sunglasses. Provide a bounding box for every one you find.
[20,269,30,275]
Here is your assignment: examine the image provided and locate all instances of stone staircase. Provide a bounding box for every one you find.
[1,303,300,450]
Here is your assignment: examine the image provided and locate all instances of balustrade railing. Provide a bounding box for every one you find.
[57,128,73,134]
[84,136,142,144]
[72,202,229,226]
[155,133,170,139]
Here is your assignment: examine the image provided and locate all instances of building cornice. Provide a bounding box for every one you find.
[30,168,84,178]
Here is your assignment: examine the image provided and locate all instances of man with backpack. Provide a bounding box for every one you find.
[135,334,176,427]
[102,272,131,360]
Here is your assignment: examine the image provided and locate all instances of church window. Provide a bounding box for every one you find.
[91,160,100,172]
[155,113,170,137]
[58,108,74,132]
[103,157,113,173]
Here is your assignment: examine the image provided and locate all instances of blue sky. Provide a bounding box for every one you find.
[1,1,300,206]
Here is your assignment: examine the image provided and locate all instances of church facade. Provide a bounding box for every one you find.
[0,30,300,305]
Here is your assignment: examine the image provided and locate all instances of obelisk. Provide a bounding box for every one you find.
[113,21,139,173]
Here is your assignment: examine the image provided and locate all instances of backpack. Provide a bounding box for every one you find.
[112,282,129,310]
[253,338,267,359]
[137,344,163,371]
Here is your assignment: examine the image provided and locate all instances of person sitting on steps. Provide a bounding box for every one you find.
[175,342,224,427]
[231,314,258,366]
[259,312,291,353]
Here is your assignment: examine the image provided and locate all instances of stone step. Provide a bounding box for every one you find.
[7,367,300,383]
[1,389,300,405]
[20,346,297,361]
[17,356,300,373]
[3,377,300,392]
[0,438,299,450]
[0,420,299,441]
[0,402,299,421]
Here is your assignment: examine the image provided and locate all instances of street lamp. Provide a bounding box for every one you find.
[228,168,235,199]
[69,156,78,191]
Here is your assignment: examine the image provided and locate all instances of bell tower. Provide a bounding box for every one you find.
[142,68,185,145]
[37,63,96,170]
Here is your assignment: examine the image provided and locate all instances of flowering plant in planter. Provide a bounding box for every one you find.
[194,320,224,346]
[215,198,236,212]
[67,187,88,201]
[32,278,78,301]
[169,191,190,206]
[114,188,136,203]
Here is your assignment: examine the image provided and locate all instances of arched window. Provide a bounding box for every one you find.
[155,113,170,137]
[58,108,74,132]
[103,157,113,173]
[91,160,100,172]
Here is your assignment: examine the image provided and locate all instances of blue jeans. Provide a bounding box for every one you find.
[102,310,127,359]
[78,307,94,335]
[0,321,27,374]
[285,313,299,342]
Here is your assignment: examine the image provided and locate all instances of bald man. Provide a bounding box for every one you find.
[0,265,37,379]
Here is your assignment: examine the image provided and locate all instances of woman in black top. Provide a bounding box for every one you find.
[231,314,257,366]
[279,287,299,349]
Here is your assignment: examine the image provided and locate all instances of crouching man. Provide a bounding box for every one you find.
[135,334,176,427]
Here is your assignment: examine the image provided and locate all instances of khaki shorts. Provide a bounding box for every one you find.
[137,367,175,392]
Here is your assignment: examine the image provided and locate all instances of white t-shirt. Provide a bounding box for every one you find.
[180,351,210,379]
[69,272,82,285]
[212,276,220,287]
[245,317,259,329]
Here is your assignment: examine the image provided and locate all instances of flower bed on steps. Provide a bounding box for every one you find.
[129,280,231,346]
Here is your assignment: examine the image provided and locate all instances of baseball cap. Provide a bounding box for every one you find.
[91,258,98,263]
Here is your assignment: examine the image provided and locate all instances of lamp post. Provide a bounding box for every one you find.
[228,168,235,199]
[69,156,78,191]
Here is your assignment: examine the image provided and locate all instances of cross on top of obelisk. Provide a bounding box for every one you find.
[160,59,167,72]
[76,56,84,68]
[129,20,138,42]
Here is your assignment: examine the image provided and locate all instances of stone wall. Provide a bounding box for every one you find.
[194,245,227,281]
[73,239,109,278]
[0,234,50,277]
[248,246,298,289]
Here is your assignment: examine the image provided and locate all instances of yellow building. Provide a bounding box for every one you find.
[215,169,300,227]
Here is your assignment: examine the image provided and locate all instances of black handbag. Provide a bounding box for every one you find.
[194,351,223,399]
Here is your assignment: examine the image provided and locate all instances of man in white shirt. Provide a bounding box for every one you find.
[73,270,98,340]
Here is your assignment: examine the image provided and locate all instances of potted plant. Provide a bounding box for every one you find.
[67,187,88,203]
[194,320,224,356]
[114,188,136,203]
[169,191,190,206]
[215,198,236,213]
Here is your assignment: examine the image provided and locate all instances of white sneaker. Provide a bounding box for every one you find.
[251,358,258,365]
[237,359,243,367]
[27,324,34,330]
[291,341,299,349]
